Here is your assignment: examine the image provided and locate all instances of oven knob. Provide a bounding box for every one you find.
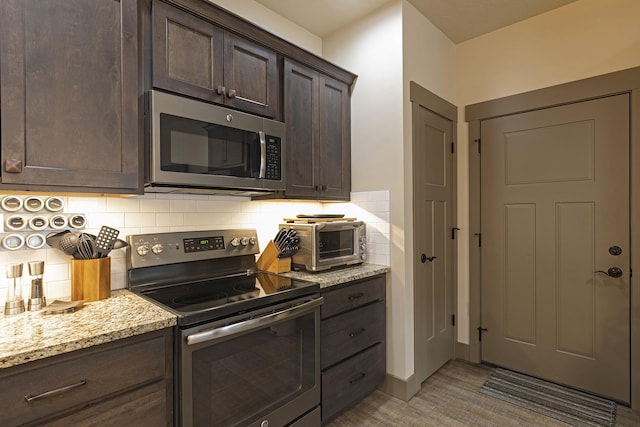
[230,237,240,247]
[137,245,150,256]
[260,421,269,427]
[240,237,249,246]
[249,236,257,245]
[152,243,164,255]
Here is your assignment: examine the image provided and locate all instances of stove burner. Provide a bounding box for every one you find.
[233,282,258,292]
[173,292,228,306]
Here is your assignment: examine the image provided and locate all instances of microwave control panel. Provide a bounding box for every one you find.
[265,136,282,180]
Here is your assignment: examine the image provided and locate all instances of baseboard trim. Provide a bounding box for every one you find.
[455,342,470,361]
[378,348,474,402]
[378,372,421,402]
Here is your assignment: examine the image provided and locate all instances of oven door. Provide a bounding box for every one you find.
[179,296,322,427]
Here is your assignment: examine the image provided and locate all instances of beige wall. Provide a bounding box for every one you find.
[455,0,640,344]
[324,1,408,378]
[206,0,323,55]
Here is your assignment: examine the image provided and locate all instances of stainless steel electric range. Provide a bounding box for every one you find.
[127,229,322,427]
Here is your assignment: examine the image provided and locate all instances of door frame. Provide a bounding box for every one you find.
[410,81,458,385]
[466,66,640,410]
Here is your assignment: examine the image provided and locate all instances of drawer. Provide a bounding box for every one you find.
[40,381,168,427]
[321,301,385,369]
[321,342,385,422]
[0,333,167,426]
[321,275,385,319]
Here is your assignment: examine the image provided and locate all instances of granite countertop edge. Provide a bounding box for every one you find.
[0,289,177,370]
[281,263,390,288]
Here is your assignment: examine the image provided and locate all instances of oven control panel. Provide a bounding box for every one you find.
[127,229,260,269]
[183,236,225,253]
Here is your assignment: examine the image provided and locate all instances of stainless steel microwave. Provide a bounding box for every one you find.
[282,221,366,272]
[146,90,285,195]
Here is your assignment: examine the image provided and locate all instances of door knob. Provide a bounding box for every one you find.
[421,254,436,263]
[595,267,623,278]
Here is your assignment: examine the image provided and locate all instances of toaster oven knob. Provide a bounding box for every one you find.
[240,237,249,246]
[230,237,240,248]
[152,243,164,255]
[249,236,257,245]
[136,245,150,256]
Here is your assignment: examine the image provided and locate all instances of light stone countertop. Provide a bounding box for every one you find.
[281,263,390,288]
[0,290,176,369]
[0,264,388,371]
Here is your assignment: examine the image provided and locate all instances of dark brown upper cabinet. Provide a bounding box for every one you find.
[0,0,142,193]
[152,0,279,119]
[284,59,351,200]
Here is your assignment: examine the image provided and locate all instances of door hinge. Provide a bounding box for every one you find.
[475,138,481,153]
[474,232,482,247]
[451,142,455,154]
[477,326,488,341]
[451,227,460,240]
[452,314,456,326]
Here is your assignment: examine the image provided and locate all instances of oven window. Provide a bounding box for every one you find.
[318,229,355,259]
[188,313,316,426]
[159,113,260,177]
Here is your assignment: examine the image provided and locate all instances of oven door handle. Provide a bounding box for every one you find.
[186,297,323,346]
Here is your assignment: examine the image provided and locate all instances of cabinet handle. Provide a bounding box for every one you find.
[348,292,364,301]
[226,88,269,107]
[24,379,87,402]
[217,86,226,96]
[349,328,365,337]
[5,159,23,173]
[349,372,366,385]
[321,185,327,191]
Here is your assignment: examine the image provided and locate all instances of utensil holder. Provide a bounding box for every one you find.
[71,257,111,301]
[256,240,291,273]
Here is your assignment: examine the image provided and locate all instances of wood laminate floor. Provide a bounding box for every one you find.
[326,360,640,426]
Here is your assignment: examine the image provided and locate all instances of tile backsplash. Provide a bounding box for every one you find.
[0,190,389,303]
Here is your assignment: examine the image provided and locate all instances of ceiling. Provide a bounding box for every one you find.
[254,0,578,43]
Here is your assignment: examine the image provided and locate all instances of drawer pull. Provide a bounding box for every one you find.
[348,292,364,301]
[349,372,366,385]
[25,379,87,402]
[349,328,366,337]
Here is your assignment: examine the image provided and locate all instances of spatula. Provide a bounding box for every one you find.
[95,225,119,258]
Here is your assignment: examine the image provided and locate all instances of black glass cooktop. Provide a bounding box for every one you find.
[138,271,319,326]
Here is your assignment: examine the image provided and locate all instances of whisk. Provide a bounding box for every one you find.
[75,233,97,260]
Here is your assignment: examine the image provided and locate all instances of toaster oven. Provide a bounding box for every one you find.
[281,221,366,272]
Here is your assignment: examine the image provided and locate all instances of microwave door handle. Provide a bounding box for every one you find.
[259,131,266,179]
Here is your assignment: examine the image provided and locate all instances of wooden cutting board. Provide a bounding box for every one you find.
[283,217,357,223]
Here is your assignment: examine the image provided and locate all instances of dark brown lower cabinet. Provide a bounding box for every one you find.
[0,328,174,427]
[320,275,386,423]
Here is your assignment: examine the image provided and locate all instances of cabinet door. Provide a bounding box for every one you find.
[318,75,351,200]
[0,0,140,192]
[284,59,351,201]
[152,0,224,103]
[223,33,279,118]
[284,59,320,198]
